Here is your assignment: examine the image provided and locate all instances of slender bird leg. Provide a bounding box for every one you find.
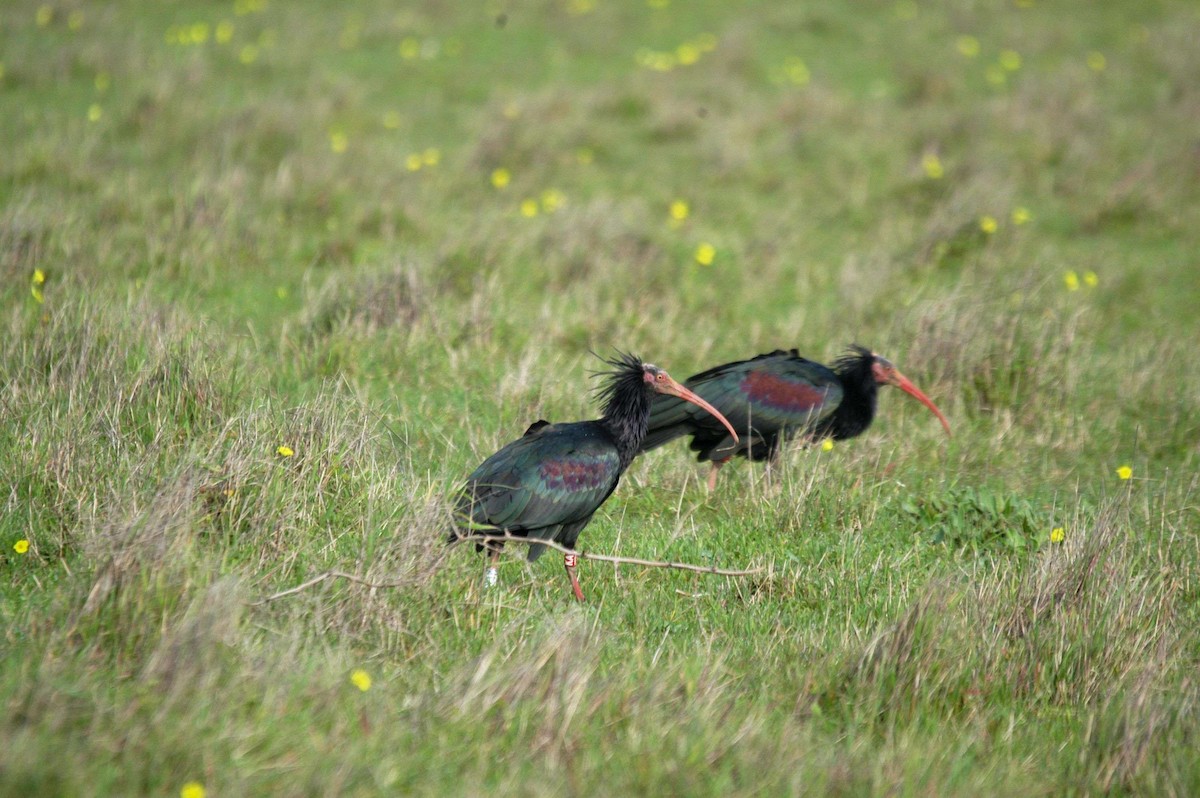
[564,552,585,602]
[484,548,499,588]
[706,459,728,492]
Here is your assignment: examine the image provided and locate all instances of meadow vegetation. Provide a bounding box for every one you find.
[3,0,1199,794]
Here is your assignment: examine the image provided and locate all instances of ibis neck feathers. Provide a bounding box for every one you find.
[599,383,653,469]
[827,351,880,440]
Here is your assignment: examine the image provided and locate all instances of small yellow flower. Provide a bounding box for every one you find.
[67,10,84,31]
[215,21,234,44]
[491,168,511,189]
[350,669,372,692]
[180,782,206,798]
[399,37,420,60]
[985,64,1007,86]
[669,200,689,222]
[1050,527,1065,543]
[540,188,565,213]
[33,269,46,285]
[277,445,295,458]
[956,35,981,58]
[239,44,260,64]
[1083,270,1098,287]
[1116,465,1132,480]
[190,23,210,44]
[1063,270,1080,291]
[1087,51,1106,72]
[422,148,440,167]
[329,131,348,153]
[36,6,53,27]
[694,242,716,266]
[676,43,700,66]
[821,439,834,452]
[519,199,539,218]
[13,539,30,554]
[87,104,103,123]
[922,153,944,180]
[979,215,998,234]
[1011,206,1032,225]
[275,286,288,299]
[382,111,402,129]
[999,49,1021,71]
[31,285,44,304]
[405,153,423,171]
[784,57,810,86]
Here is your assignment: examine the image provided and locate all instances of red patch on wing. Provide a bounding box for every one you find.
[741,371,830,414]
[539,458,611,492]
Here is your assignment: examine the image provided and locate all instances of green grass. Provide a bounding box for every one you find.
[3,0,1200,794]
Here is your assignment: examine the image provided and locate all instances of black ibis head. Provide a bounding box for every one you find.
[869,355,952,436]
[598,354,739,464]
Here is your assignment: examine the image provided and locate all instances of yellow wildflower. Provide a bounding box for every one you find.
[1116,465,1132,480]
[784,57,810,85]
[985,64,1006,86]
[330,131,348,153]
[13,539,30,554]
[1087,51,1106,72]
[190,23,210,44]
[669,200,689,222]
[87,104,103,123]
[519,199,539,218]
[350,669,372,692]
[956,35,980,58]
[36,6,53,27]
[399,37,420,60]
[1011,206,1031,225]
[31,285,44,304]
[821,439,834,452]
[277,445,295,458]
[491,168,511,189]
[405,153,423,171]
[1050,527,1065,543]
[540,189,565,213]
[68,11,84,31]
[979,215,998,234]
[1063,270,1080,291]
[1083,270,1098,287]
[180,783,206,798]
[33,269,46,285]
[922,153,944,180]
[676,43,700,66]
[422,148,440,166]
[999,50,1021,71]
[695,242,716,266]
[216,21,234,44]
[239,44,259,64]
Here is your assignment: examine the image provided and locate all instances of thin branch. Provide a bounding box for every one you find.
[251,535,763,604]
[460,532,764,576]
[250,571,413,605]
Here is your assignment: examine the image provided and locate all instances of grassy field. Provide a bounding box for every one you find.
[3,0,1200,794]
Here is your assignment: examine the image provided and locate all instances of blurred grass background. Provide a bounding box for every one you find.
[2,0,1199,794]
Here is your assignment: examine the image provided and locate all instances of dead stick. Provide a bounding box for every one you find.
[250,571,413,605]
[461,532,763,576]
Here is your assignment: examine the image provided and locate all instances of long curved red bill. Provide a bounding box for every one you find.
[658,377,740,446]
[889,370,951,436]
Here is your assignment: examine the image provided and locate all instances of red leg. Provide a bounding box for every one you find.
[706,458,729,492]
[564,552,585,602]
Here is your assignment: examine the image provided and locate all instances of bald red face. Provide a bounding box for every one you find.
[871,357,951,436]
